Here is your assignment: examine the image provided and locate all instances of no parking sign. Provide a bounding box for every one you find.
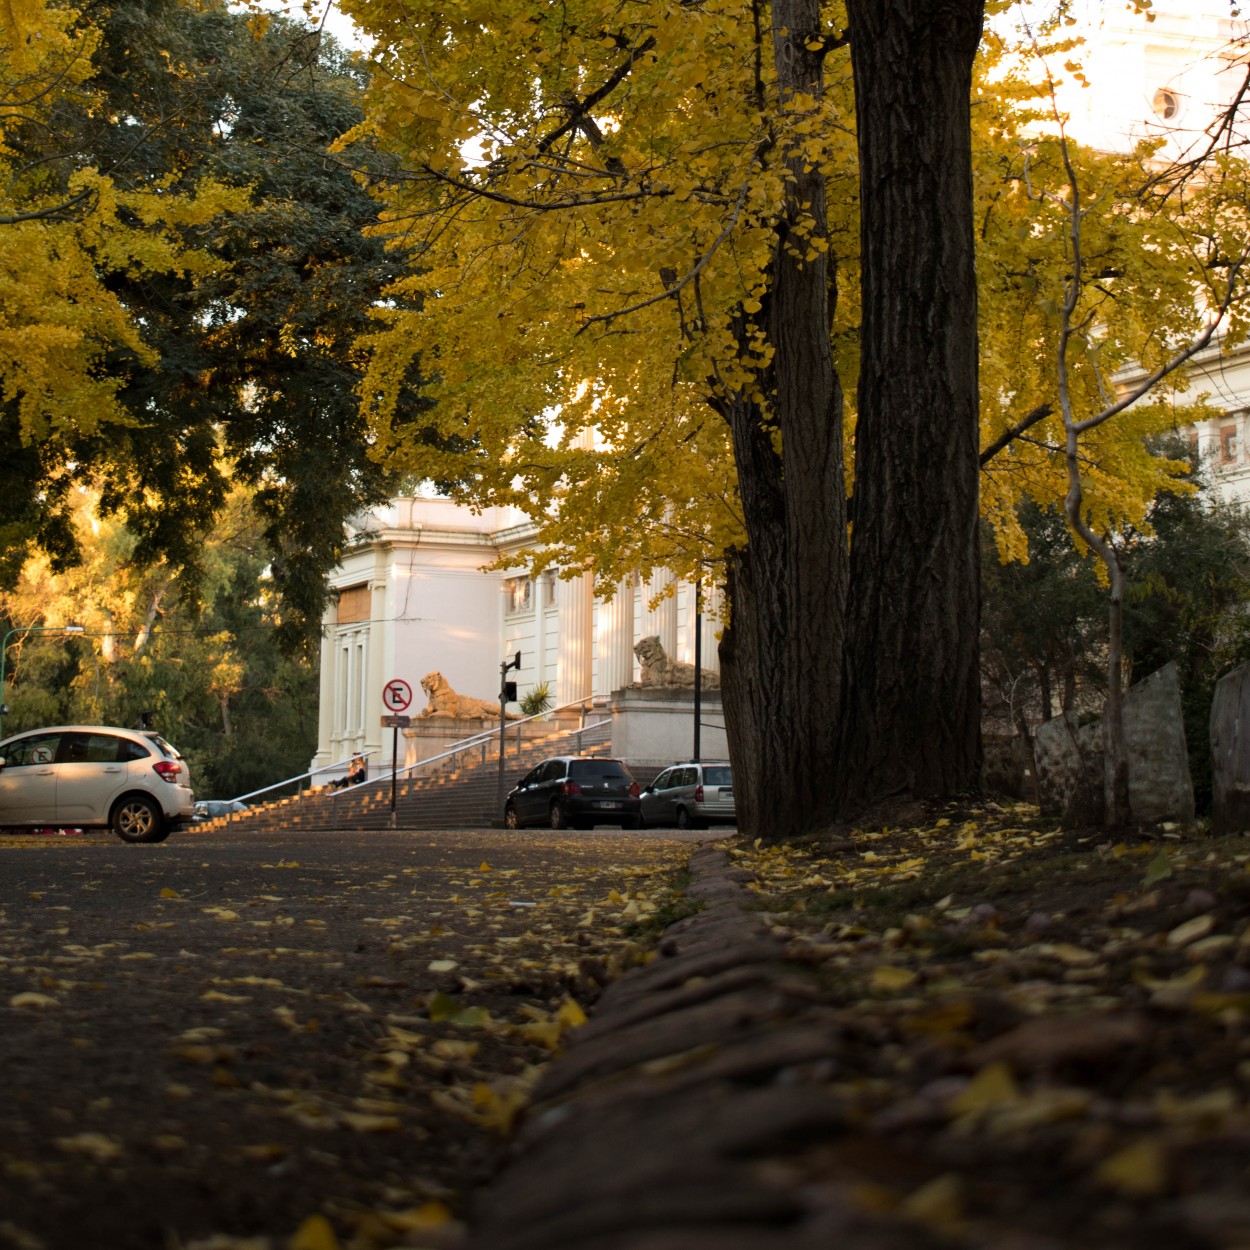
[382,678,412,712]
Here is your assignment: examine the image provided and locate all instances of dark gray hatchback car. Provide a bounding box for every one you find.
[505,756,642,830]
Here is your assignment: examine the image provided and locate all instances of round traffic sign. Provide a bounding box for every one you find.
[382,678,413,712]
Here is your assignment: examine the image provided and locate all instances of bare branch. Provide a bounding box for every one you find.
[979,402,1054,466]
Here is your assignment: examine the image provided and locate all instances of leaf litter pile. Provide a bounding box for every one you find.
[0,830,686,1250]
[728,806,1250,1249]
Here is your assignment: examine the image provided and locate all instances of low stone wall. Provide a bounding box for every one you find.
[1211,663,1250,834]
[1034,662,1194,826]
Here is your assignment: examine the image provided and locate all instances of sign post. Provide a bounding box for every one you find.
[381,679,413,816]
[497,651,521,819]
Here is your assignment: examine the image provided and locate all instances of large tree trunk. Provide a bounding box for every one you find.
[717,0,846,841]
[837,0,986,816]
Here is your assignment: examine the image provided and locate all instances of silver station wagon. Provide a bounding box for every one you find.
[640,760,736,830]
[0,725,194,843]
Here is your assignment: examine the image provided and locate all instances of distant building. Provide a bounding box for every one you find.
[1055,4,1250,504]
[311,496,721,774]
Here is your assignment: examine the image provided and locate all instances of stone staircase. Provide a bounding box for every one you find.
[192,719,665,834]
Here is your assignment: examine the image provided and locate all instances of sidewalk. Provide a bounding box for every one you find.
[467,817,1250,1250]
[468,845,871,1250]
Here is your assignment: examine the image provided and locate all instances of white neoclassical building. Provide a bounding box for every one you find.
[310,495,723,775]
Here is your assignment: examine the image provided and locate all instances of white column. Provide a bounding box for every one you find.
[700,582,722,675]
[313,608,336,771]
[364,576,388,761]
[557,571,594,705]
[643,570,678,661]
[534,572,548,691]
[596,578,635,697]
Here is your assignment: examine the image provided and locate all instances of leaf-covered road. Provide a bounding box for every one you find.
[0,827,693,1250]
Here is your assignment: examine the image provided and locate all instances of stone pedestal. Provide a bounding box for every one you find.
[401,717,561,775]
[609,686,728,766]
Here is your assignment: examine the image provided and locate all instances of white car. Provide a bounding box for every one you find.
[0,725,193,843]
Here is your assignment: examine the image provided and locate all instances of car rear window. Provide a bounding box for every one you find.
[569,760,632,780]
[146,734,182,760]
[703,766,732,785]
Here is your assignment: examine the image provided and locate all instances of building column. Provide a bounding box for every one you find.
[596,577,635,697]
[642,570,678,662]
[366,577,388,762]
[557,571,594,706]
[312,608,337,772]
[700,582,723,675]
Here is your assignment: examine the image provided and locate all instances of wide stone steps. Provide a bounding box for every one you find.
[196,720,624,834]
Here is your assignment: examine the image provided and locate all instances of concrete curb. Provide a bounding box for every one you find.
[464,845,929,1250]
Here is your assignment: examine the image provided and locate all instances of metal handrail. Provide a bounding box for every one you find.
[328,697,609,798]
[229,694,607,808]
[231,748,379,806]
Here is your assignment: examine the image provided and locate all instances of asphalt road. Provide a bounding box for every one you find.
[0,824,714,1250]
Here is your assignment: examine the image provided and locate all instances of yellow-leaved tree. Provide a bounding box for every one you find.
[0,0,242,579]
[342,0,1247,835]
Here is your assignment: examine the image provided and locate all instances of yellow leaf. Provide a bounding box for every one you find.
[159,887,179,898]
[1095,1138,1167,1196]
[55,1132,123,1162]
[382,1202,454,1231]
[289,1213,341,1250]
[872,965,917,992]
[10,991,59,1009]
[557,997,588,1028]
[899,1173,963,1226]
[338,1112,401,1133]
[427,991,459,1021]
[427,959,458,973]
[1166,914,1215,948]
[478,860,492,871]
[947,1062,1018,1116]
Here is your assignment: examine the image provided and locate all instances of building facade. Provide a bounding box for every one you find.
[310,496,722,775]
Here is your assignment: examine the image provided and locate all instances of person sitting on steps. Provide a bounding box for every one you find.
[330,755,366,789]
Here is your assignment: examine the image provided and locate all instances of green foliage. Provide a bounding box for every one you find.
[0,489,319,797]
[518,683,554,717]
[983,449,1250,812]
[1,0,431,641]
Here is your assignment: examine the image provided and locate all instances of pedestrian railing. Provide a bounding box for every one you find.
[227,697,609,809]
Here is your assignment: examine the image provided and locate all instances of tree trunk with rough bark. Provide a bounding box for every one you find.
[717,0,847,841]
[836,0,986,817]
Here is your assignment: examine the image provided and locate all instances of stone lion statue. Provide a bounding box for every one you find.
[419,671,519,719]
[633,636,720,690]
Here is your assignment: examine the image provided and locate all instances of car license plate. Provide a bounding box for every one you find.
[594,800,621,809]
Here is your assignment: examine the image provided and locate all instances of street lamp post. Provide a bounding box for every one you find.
[0,624,86,739]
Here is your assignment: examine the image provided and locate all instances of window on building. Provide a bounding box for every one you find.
[1220,424,1239,464]
[336,584,370,625]
[505,576,532,614]
[1152,88,1180,121]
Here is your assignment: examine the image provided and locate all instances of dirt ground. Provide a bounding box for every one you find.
[0,827,690,1250]
[721,803,1250,1248]
[9,808,1250,1250]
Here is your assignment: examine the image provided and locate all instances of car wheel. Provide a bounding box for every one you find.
[504,803,520,830]
[550,800,568,831]
[112,795,167,844]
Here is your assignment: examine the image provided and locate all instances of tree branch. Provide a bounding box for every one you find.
[979,402,1054,466]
